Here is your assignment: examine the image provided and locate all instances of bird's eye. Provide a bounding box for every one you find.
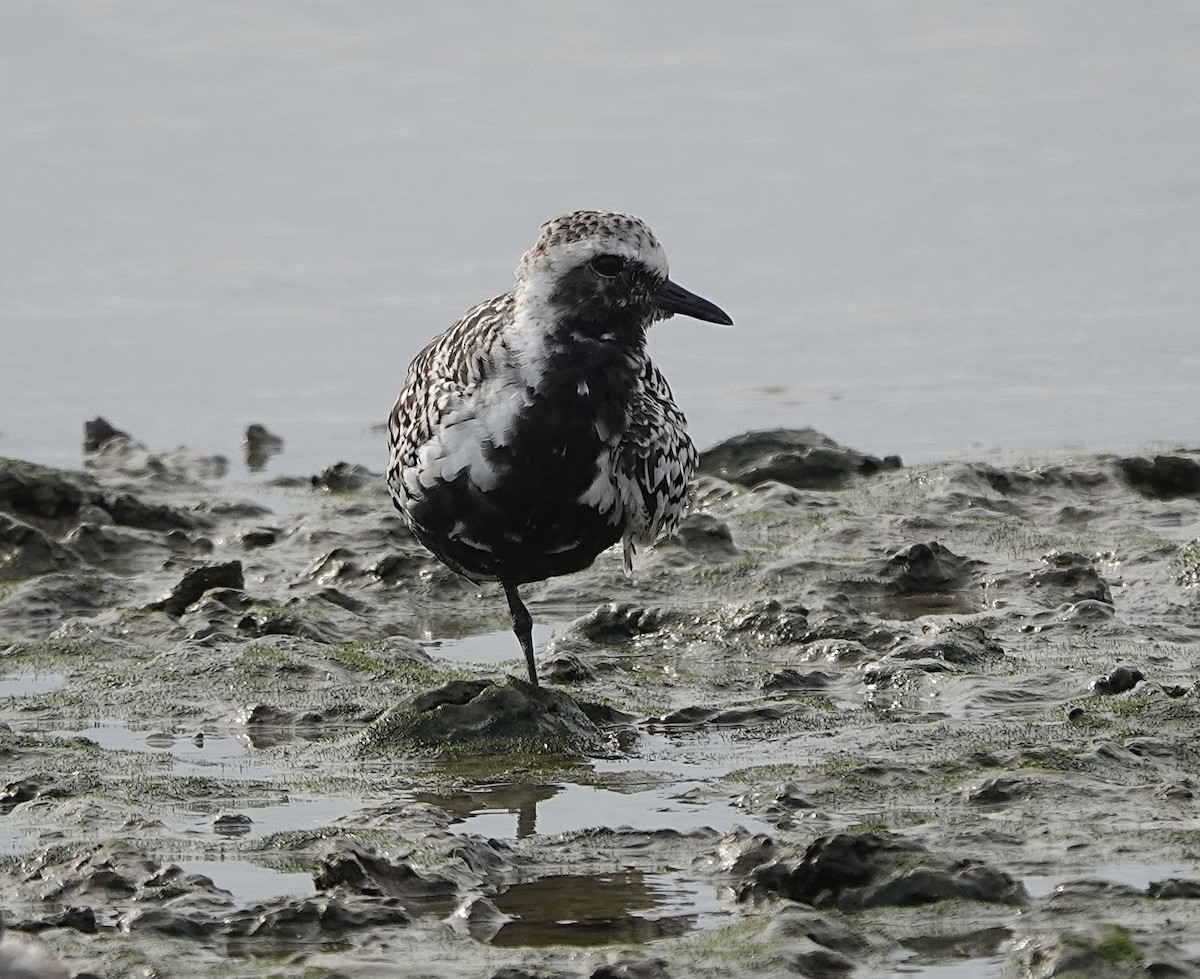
[590,255,625,278]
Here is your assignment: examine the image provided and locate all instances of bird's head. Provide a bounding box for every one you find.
[514,210,732,342]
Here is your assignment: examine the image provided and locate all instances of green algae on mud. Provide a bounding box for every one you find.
[3,434,1200,977]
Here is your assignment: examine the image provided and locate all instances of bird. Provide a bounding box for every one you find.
[387,210,732,686]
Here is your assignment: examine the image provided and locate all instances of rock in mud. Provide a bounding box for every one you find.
[62,522,171,576]
[85,427,229,482]
[723,599,809,645]
[888,625,1006,666]
[1116,453,1200,499]
[861,656,955,694]
[1027,550,1113,606]
[314,837,460,910]
[7,843,237,939]
[798,597,900,651]
[714,828,781,876]
[100,491,204,532]
[0,514,82,579]
[490,968,574,979]
[763,904,875,959]
[358,679,609,756]
[672,512,739,560]
[242,423,285,471]
[762,668,836,692]
[0,773,78,813]
[232,699,376,748]
[590,958,673,979]
[1091,664,1145,695]
[240,526,278,548]
[783,943,857,977]
[698,428,901,490]
[235,604,348,643]
[0,573,127,634]
[542,650,600,683]
[224,894,410,941]
[213,812,254,836]
[963,774,1037,805]
[82,416,131,453]
[0,461,87,521]
[573,603,675,643]
[312,461,378,492]
[883,541,981,593]
[1007,924,1176,978]
[118,905,217,939]
[739,831,1028,911]
[1148,878,1200,899]
[409,679,493,711]
[149,560,245,616]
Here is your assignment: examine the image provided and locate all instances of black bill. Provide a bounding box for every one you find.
[656,278,733,326]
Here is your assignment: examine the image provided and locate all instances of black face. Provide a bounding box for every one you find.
[548,254,662,344]
[549,253,732,343]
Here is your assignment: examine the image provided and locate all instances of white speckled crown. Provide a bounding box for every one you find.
[516,210,670,284]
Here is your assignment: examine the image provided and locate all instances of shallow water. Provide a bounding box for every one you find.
[0,673,66,698]
[426,622,569,668]
[428,780,772,840]
[177,858,316,904]
[484,871,727,947]
[1022,862,1198,900]
[890,961,1005,979]
[2,1,1198,474]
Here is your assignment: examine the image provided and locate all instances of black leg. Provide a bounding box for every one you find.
[503,581,539,686]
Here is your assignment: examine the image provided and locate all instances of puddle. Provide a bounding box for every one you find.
[894,928,1011,977]
[480,871,725,947]
[0,673,66,698]
[1023,861,1193,899]
[0,825,31,856]
[34,721,272,771]
[859,593,982,620]
[177,858,315,904]
[891,959,1005,978]
[425,622,568,667]
[187,795,362,840]
[423,781,769,840]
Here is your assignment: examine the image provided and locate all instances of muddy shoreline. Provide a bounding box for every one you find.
[2,426,1200,978]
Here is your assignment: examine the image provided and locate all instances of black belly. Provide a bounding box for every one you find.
[404,334,642,585]
[406,471,623,585]
[405,377,633,584]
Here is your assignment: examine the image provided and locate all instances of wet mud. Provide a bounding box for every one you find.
[2,424,1200,977]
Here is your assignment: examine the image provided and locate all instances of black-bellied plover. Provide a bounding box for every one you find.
[387,210,732,686]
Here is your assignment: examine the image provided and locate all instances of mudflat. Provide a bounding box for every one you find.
[2,426,1199,978]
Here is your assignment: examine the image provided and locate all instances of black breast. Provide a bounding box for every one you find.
[407,326,641,586]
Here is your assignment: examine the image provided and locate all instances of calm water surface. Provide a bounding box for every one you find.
[2,1,1197,475]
